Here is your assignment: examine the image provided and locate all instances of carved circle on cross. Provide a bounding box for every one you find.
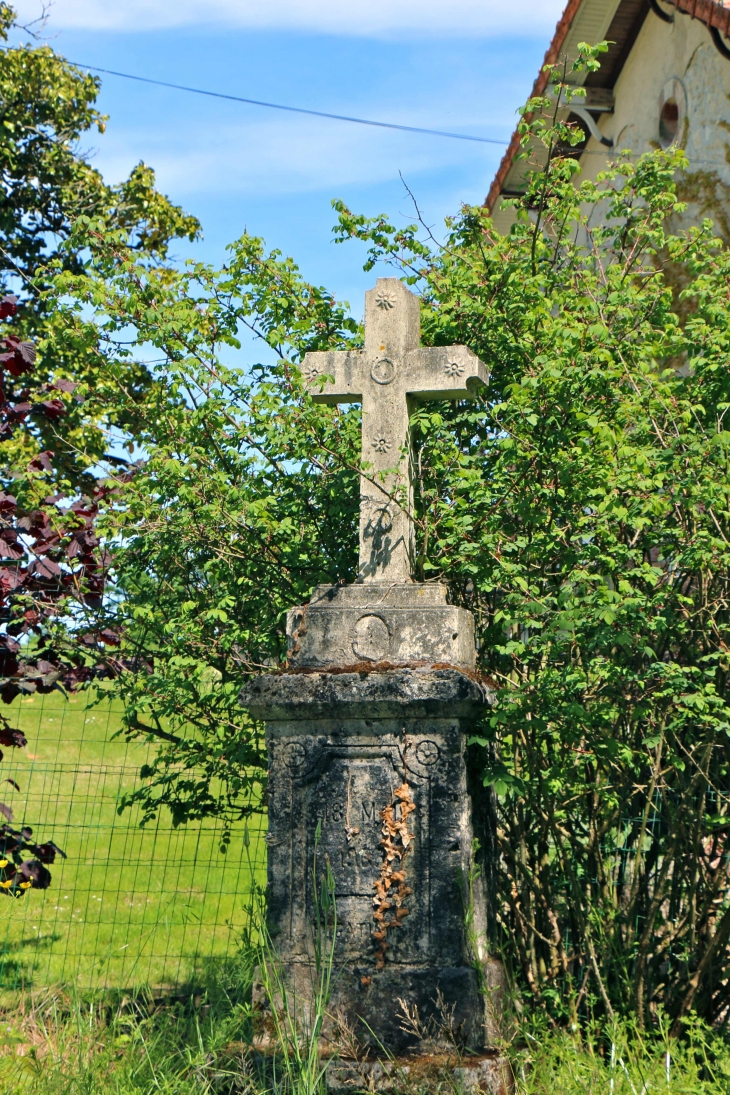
[371,506,393,533]
[352,613,391,661]
[371,357,396,385]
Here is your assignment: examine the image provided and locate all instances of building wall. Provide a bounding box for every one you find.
[491,6,730,239]
[583,9,730,237]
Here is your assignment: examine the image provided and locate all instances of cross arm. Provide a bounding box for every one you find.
[300,350,364,405]
[405,346,488,401]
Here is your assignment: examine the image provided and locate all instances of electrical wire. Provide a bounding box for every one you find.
[68,61,509,147]
[66,62,730,172]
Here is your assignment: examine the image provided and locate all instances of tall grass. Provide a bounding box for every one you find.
[513,1012,730,1094]
[252,821,337,1095]
[0,951,257,1094]
[1,969,729,1094]
[0,827,728,1093]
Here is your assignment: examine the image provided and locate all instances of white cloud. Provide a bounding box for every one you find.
[15,0,565,36]
[94,111,498,199]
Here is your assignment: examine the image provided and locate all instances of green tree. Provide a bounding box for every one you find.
[0,1,199,905]
[0,3,201,710]
[0,2,199,486]
[53,229,362,826]
[47,43,730,1026]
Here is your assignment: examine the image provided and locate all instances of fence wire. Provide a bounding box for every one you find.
[0,689,266,999]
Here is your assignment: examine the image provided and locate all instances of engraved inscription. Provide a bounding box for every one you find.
[303,363,320,381]
[339,846,374,870]
[266,729,475,980]
[312,799,346,824]
[370,357,396,385]
[352,614,390,661]
[335,918,377,953]
[361,801,377,821]
[415,740,440,767]
[371,434,392,453]
[330,801,345,823]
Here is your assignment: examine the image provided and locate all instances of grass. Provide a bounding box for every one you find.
[0,696,727,1092]
[0,976,727,1095]
[510,1013,730,1094]
[0,690,265,999]
[0,954,257,1095]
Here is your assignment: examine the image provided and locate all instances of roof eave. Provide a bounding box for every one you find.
[485,0,730,213]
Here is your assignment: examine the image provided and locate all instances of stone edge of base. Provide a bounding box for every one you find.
[239,665,495,720]
[325,1052,513,1094]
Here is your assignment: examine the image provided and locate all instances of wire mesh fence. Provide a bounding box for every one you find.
[0,689,266,1000]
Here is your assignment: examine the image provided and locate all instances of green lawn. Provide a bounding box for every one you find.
[0,690,265,999]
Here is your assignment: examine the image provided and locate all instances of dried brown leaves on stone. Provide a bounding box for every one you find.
[373,781,415,970]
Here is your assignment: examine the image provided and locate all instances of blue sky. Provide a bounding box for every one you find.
[12,0,564,321]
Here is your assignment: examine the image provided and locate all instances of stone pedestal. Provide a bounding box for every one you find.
[239,279,509,1087]
[240,583,506,1068]
[287,582,477,669]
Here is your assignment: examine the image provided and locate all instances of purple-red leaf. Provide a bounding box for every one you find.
[33,558,62,579]
[0,569,25,593]
[33,841,65,863]
[28,451,53,473]
[0,295,18,319]
[0,728,27,749]
[52,379,76,394]
[0,336,36,377]
[0,537,22,561]
[38,399,65,420]
[32,535,61,555]
[19,859,50,889]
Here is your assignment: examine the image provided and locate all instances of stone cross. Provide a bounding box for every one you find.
[241,277,507,1076]
[301,278,488,582]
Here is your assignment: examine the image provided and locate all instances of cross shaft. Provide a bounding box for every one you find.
[302,278,488,583]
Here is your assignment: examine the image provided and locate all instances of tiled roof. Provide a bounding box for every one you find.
[485,0,730,211]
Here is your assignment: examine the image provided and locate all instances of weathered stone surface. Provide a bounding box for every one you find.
[241,669,500,1055]
[287,581,477,670]
[326,1052,513,1094]
[301,278,488,583]
[240,277,505,1071]
[240,667,490,721]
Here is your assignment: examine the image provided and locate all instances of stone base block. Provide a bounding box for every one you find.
[287,582,476,669]
[242,665,502,1063]
[254,961,502,1057]
[325,1053,513,1093]
[252,1051,512,1095]
[241,665,490,722]
[241,658,505,1069]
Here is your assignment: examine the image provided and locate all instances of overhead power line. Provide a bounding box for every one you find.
[65,63,730,173]
[68,61,510,147]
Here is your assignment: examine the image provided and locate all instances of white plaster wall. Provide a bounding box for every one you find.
[491,8,730,237]
[582,10,730,235]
